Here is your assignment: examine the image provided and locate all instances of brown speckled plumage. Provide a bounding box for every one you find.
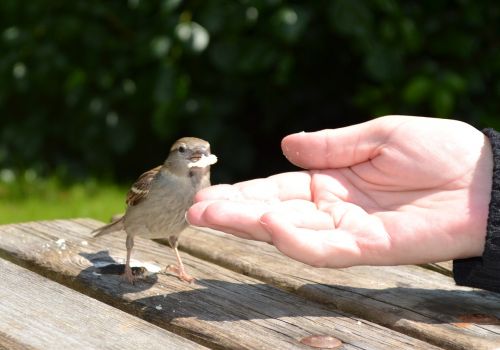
[92,137,215,283]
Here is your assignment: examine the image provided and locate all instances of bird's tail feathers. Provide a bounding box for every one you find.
[92,216,124,237]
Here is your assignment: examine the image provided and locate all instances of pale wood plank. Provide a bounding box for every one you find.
[173,227,500,350]
[0,258,206,350]
[0,219,441,350]
[0,330,36,350]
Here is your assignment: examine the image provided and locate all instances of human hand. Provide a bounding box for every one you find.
[187,116,493,267]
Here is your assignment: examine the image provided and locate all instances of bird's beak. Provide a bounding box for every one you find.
[187,148,217,168]
[189,148,210,162]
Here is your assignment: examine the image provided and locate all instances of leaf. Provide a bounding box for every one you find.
[175,21,210,54]
[271,5,311,44]
[328,0,373,36]
[431,87,454,117]
[403,76,431,105]
[364,45,402,81]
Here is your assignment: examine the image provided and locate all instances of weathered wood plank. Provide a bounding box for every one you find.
[0,258,206,350]
[175,227,500,350]
[0,219,441,350]
[419,261,453,276]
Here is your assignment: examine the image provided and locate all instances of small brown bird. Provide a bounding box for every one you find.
[92,137,217,283]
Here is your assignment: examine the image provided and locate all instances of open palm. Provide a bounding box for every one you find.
[187,116,492,267]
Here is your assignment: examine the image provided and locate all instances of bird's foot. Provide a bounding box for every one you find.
[122,265,145,284]
[166,264,195,283]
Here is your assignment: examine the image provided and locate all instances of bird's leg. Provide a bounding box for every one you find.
[166,236,195,283]
[123,235,136,284]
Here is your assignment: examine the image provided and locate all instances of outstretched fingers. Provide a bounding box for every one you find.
[260,212,362,268]
[187,199,273,241]
[194,171,314,203]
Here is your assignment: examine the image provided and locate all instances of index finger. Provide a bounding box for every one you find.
[194,171,313,203]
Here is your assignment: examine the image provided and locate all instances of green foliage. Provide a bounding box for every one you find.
[1,0,500,186]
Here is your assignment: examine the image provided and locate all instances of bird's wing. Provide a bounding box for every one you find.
[126,165,162,206]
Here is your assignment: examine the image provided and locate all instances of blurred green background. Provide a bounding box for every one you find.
[1,0,500,223]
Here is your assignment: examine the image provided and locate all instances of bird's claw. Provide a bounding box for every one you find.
[166,264,196,283]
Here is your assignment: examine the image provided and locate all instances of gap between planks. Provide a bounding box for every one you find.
[0,218,445,350]
[172,226,500,350]
[0,258,207,350]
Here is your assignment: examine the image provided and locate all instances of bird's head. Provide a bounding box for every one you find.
[164,137,217,176]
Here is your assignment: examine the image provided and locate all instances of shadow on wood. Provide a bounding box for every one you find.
[0,219,445,350]
[77,250,500,327]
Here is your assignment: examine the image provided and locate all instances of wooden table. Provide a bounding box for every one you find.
[0,219,499,349]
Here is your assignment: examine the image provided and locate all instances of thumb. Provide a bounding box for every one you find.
[281,116,404,169]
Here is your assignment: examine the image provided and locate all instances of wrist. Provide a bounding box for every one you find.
[464,132,493,257]
[453,128,500,293]
[480,129,500,260]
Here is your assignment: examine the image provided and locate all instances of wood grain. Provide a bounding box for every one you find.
[174,227,500,350]
[419,261,453,276]
[0,258,206,350]
[0,219,441,350]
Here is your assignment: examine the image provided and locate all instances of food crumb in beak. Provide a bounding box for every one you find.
[188,154,218,168]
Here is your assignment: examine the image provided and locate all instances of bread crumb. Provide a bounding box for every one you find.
[188,154,217,168]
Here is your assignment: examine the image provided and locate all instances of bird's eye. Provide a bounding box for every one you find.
[178,146,186,153]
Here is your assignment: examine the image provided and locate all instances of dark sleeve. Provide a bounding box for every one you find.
[453,128,500,293]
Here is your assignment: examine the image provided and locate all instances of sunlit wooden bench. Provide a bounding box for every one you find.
[1,219,499,349]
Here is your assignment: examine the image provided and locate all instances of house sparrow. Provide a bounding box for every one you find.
[92,137,217,283]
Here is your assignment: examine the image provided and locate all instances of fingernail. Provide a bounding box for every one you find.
[259,217,273,234]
